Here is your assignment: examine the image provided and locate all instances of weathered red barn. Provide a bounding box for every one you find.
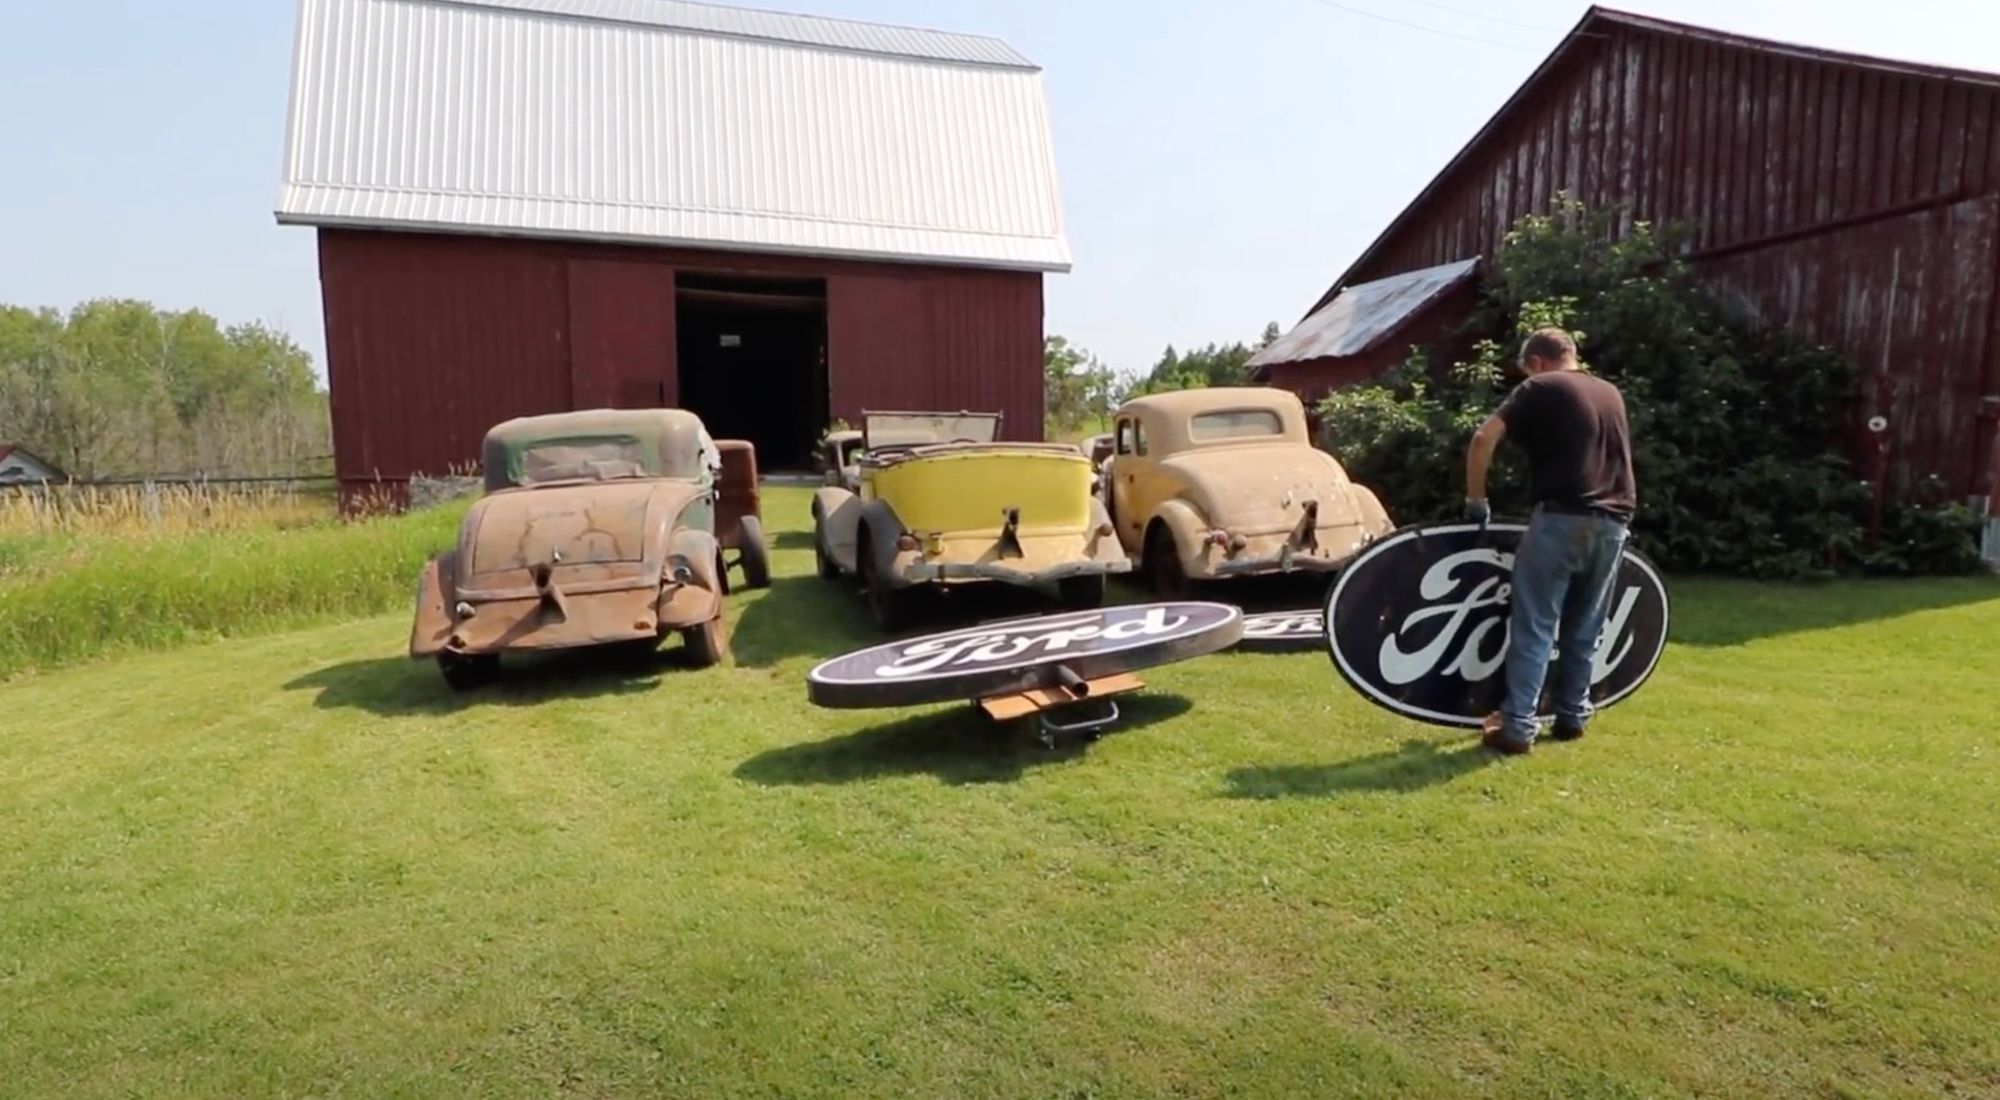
[277,0,1068,503]
[1253,6,2000,505]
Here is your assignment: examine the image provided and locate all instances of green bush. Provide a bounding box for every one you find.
[0,504,466,679]
[1317,199,1983,579]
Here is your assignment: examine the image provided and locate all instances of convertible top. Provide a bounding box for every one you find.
[862,410,1003,452]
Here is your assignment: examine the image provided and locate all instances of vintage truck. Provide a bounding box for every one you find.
[811,411,1130,630]
[1102,387,1394,594]
[818,428,864,491]
[408,408,769,689]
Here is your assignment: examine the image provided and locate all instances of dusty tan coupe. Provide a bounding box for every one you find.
[1103,387,1394,594]
[408,408,767,689]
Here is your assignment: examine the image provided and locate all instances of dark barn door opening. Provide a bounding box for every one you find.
[676,273,828,471]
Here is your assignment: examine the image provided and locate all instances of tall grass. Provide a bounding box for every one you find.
[0,493,465,679]
[0,482,335,539]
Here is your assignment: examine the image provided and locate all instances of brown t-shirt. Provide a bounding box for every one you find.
[1495,370,1637,521]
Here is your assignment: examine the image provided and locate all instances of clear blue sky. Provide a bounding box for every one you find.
[3,0,1997,382]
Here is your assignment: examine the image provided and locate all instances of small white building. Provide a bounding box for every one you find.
[0,445,64,486]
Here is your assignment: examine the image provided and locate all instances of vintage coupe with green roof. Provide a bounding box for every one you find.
[408,408,769,689]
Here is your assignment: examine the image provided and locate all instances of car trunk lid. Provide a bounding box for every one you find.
[467,480,662,577]
[1162,448,1360,534]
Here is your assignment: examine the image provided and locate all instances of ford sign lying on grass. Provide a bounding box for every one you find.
[807,602,1243,709]
[1323,523,1669,729]
[1236,610,1324,653]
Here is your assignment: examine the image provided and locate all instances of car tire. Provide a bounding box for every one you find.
[682,619,726,668]
[1145,526,1190,599]
[437,652,499,692]
[1058,574,1106,609]
[737,515,772,589]
[857,544,909,633]
[814,531,842,580]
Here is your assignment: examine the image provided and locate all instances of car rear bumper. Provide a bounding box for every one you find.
[895,557,1132,587]
[1191,539,1370,579]
[1203,553,1346,578]
[411,583,719,658]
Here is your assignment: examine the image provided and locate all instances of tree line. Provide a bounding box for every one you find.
[0,300,329,480]
[1044,321,1282,438]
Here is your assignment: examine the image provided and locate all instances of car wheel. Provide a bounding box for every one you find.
[437,652,499,692]
[682,618,726,668]
[814,531,842,579]
[857,546,909,633]
[1058,574,1106,610]
[1145,527,1190,599]
[737,514,772,589]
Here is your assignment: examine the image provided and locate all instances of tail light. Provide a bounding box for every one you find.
[896,533,920,552]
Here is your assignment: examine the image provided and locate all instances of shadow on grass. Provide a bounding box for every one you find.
[1223,737,1498,799]
[770,529,818,552]
[730,573,1110,669]
[1665,576,2000,647]
[728,575,877,668]
[734,693,1195,786]
[284,642,706,717]
[1104,572,1333,614]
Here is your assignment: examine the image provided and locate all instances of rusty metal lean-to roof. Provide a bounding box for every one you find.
[1249,258,1479,378]
[275,0,1070,272]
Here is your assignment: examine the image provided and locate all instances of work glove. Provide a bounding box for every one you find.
[1463,498,1492,528]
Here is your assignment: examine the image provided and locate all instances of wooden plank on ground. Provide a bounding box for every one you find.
[979,674,1144,722]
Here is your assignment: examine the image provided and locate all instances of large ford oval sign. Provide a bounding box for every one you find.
[807,602,1244,709]
[1324,523,1669,728]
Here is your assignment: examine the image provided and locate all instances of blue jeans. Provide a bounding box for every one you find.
[1500,509,1629,745]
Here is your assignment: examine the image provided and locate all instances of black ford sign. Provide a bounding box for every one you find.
[1236,610,1324,652]
[1324,523,1669,728]
[807,603,1243,709]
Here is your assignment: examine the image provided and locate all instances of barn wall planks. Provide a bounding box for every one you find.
[1350,29,2000,285]
[568,259,679,411]
[1698,197,1999,495]
[317,229,1045,493]
[318,231,570,489]
[1302,16,2000,497]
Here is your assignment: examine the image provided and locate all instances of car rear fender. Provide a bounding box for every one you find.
[1349,481,1394,535]
[409,551,459,658]
[857,498,908,585]
[1149,498,1208,571]
[813,486,863,572]
[657,527,724,629]
[1084,496,1123,561]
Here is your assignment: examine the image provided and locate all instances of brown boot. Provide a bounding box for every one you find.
[1480,712,1532,755]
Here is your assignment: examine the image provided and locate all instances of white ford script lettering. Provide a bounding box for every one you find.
[1244,612,1319,637]
[874,608,1193,678]
[1375,549,1643,686]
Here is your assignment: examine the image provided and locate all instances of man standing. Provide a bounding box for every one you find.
[1463,328,1636,754]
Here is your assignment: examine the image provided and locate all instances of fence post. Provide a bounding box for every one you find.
[1982,432,2000,569]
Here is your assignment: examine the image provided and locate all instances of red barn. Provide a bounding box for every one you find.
[1253,6,2000,505]
[276,0,1069,505]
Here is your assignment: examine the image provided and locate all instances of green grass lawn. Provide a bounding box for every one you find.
[2,488,1997,1098]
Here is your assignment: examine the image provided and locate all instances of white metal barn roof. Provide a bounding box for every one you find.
[276,0,1071,271]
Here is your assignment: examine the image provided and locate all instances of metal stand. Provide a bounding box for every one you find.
[976,667,1145,749]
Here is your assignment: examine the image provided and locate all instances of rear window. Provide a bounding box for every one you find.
[517,439,648,485]
[1190,409,1284,442]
